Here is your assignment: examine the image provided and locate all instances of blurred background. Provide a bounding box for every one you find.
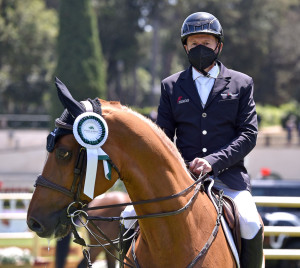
[0,0,300,267]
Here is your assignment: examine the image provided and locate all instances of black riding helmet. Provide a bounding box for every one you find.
[181,12,224,45]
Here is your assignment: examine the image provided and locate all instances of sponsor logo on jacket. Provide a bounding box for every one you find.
[177,96,190,104]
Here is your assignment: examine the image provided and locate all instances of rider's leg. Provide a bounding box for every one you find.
[120,205,137,258]
[213,178,263,268]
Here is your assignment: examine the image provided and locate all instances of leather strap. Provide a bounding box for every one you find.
[35,175,74,198]
[187,190,224,267]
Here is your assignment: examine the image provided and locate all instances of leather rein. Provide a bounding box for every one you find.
[34,119,224,268]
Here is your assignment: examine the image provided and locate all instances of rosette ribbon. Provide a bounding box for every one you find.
[73,112,111,199]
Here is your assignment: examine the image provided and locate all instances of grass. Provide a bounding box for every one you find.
[0,233,105,264]
[0,237,56,248]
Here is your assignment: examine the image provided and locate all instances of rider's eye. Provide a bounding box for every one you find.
[56,148,72,161]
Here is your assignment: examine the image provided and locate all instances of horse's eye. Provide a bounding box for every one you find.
[56,148,72,161]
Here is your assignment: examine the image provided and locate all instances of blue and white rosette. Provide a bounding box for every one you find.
[73,112,110,199]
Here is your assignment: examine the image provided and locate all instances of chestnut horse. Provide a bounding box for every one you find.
[27,78,236,267]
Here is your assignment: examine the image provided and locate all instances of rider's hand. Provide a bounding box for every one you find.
[189,158,212,175]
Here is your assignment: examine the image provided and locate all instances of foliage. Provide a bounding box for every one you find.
[256,102,300,127]
[53,0,106,119]
[132,105,157,116]
[0,0,57,114]
[0,0,300,116]
[94,0,142,105]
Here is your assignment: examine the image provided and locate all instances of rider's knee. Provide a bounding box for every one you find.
[240,217,262,239]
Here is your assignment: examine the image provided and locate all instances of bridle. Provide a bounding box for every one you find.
[35,146,87,201]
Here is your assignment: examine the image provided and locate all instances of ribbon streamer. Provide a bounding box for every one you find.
[83,148,111,199]
[83,149,98,198]
[98,148,112,180]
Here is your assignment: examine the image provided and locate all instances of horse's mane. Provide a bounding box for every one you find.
[101,100,187,172]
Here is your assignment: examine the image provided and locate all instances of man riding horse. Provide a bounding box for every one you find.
[156,11,264,268]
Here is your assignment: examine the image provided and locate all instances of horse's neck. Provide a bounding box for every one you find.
[123,163,214,259]
[102,110,219,263]
[118,128,211,249]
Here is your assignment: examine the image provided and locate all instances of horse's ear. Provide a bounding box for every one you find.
[55,77,85,118]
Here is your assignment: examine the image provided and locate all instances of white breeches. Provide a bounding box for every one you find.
[120,205,137,229]
[213,178,262,240]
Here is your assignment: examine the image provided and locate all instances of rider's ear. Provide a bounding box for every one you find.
[54,77,85,118]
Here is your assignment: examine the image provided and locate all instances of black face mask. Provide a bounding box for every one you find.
[187,44,219,73]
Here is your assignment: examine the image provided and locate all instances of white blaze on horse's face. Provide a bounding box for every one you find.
[73,111,111,199]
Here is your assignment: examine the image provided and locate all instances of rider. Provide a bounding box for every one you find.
[156,12,263,268]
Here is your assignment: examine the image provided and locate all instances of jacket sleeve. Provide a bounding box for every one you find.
[156,81,176,140]
[204,79,258,177]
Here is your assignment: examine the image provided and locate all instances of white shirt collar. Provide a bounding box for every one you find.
[192,64,220,81]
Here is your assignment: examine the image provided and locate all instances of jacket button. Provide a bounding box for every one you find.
[202,130,207,135]
[202,112,207,118]
[202,148,207,153]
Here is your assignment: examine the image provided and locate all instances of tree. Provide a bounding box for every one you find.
[273,3,300,103]
[1,0,299,116]
[0,0,57,114]
[54,0,106,118]
[94,0,142,105]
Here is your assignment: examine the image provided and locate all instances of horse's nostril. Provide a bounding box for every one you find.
[27,217,44,233]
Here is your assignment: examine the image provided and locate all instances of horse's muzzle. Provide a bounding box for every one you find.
[27,217,50,238]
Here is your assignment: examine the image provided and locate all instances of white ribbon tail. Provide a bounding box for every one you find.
[83,148,98,199]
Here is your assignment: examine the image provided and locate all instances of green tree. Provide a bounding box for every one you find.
[54,0,106,116]
[94,0,142,105]
[273,3,300,103]
[0,0,57,114]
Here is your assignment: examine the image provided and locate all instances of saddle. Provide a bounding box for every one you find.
[206,183,242,258]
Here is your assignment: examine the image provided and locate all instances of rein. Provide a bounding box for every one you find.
[85,173,206,221]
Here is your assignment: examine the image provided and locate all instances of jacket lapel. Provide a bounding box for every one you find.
[179,66,202,109]
[205,62,231,109]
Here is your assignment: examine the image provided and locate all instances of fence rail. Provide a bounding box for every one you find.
[264,249,300,260]
[264,226,300,237]
[0,193,32,200]
[254,196,300,208]
[0,194,300,261]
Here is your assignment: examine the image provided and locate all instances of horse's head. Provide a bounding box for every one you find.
[27,78,120,238]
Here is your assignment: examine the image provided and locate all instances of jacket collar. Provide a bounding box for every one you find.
[179,61,231,109]
[205,61,231,108]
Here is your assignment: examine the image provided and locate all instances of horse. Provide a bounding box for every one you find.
[55,191,130,268]
[27,78,236,267]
